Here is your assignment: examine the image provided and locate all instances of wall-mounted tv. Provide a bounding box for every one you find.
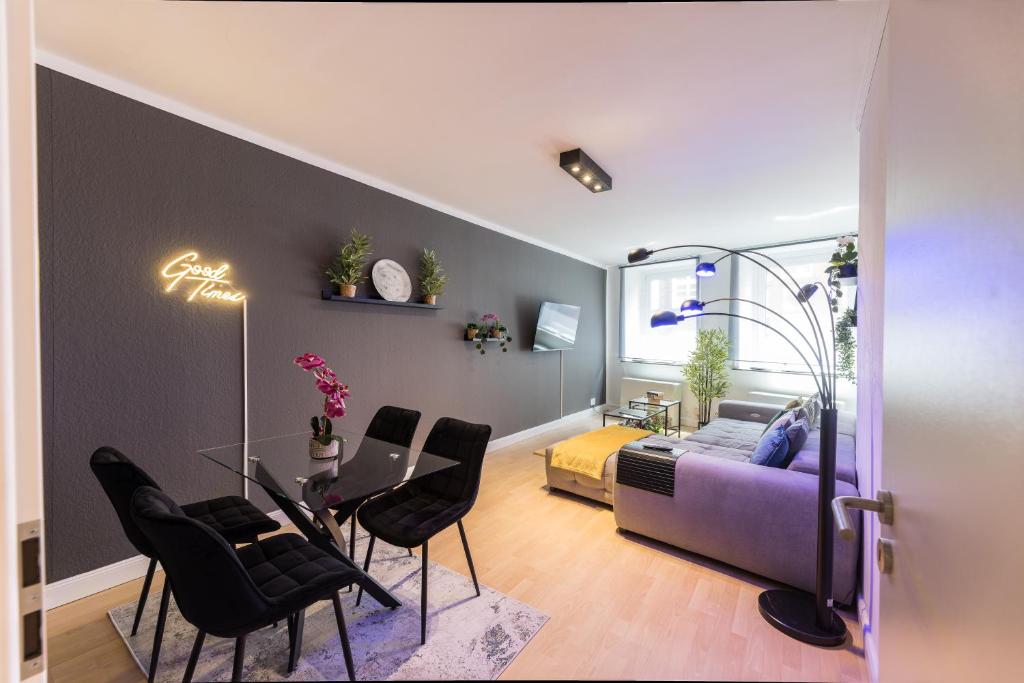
[532,302,582,352]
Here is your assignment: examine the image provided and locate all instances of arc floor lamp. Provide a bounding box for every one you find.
[627,243,847,647]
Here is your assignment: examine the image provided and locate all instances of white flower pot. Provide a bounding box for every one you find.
[309,437,340,460]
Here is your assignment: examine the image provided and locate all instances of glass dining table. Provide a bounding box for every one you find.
[198,429,458,609]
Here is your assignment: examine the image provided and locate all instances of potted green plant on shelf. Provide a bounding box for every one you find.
[474,312,511,354]
[836,307,857,383]
[824,235,857,312]
[419,249,448,305]
[466,322,479,341]
[681,328,730,428]
[325,228,373,297]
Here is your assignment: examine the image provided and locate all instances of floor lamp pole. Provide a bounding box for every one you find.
[757,407,846,646]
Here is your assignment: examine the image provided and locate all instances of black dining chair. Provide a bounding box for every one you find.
[130,486,359,682]
[89,446,281,682]
[355,417,491,644]
[328,405,422,561]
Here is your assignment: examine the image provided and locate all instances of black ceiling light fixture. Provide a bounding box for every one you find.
[559,148,612,193]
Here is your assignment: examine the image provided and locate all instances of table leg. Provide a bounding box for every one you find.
[254,477,401,609]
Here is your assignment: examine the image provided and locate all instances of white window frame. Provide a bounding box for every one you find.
[618,257,700,365]
[731,238,853,375]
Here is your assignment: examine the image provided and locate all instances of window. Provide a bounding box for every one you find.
[733,240,851,373]
[620,258,698,364]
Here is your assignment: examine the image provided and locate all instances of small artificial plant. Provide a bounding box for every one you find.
[824,235,857,313]
[835,307,857,384]
[326,229,373,291]
[475,312,511,354]
[681,328,731,428]
[293,353,349,444]
[418,249,448,301]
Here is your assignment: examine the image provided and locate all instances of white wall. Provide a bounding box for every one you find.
[854,15,888,680]
[606,259,856,427]
[0,0,46,680]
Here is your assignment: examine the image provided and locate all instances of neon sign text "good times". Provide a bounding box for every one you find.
[160,251,246,303]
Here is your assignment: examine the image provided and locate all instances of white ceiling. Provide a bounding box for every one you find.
[35,1,886,266]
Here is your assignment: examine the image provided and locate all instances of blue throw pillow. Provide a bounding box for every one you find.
[784,418,810,462]
[751,426,790,468]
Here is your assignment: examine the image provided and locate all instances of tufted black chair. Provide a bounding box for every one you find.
[130,486,359,682]
[89,446,280,681]
[328,406,422,561]
[356,417,491,644]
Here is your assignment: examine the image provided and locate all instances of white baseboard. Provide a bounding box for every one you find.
[44,509,292,610]
[486,407,597,452]
[46,408,597,609]
[858,596,879,683]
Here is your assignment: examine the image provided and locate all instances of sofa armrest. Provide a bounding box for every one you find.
[717,399,784,424]
[613,451,861,604]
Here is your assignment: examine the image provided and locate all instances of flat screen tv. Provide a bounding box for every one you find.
[532,302,582,352]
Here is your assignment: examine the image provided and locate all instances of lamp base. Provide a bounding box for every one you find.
[757,589,847,647]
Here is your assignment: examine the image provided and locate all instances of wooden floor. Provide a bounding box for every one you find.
[46,414,868,682]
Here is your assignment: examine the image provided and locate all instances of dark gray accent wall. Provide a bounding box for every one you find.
[37,67,605,582]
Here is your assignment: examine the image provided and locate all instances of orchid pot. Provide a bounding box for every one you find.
[837,263,858,284]
[309,437,340,460]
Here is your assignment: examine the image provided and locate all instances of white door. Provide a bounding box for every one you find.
[869,2,1024,681]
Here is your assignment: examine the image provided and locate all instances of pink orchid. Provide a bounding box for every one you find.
[324,397,347,418]
[294,353,325,371]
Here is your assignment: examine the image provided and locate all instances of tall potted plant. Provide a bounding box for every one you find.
[419,248,448,305]
[681,328,730,428]
[326,229,373,297]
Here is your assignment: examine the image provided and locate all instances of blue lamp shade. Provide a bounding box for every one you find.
[680,299,704,316]
[798,283,819,302]
[650,310,681,328]
[695,262,716,278]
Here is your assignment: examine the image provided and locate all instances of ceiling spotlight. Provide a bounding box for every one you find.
[559,148,612,194]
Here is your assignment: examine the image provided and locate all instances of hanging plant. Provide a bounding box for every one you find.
[835,307,857,384]
[824,235,857,313]
[474,313,512,354]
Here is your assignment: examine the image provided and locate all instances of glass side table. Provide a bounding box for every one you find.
[627,397,682,437]
[603,402,678,436]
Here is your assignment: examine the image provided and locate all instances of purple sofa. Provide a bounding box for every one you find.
[613,400,861,606]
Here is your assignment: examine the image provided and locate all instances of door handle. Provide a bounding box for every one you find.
[832,490,894,541]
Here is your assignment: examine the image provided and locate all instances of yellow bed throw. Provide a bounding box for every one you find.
[549,425,654,480]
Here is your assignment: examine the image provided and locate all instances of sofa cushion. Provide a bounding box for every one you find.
[784,418,810,462]
[751,426,790,467]
[787,429,857,485]
[640,433,752,463]
[683,418,764,452]
[760,408,787,435]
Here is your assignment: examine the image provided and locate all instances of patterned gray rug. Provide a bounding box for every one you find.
[108,532,548,681]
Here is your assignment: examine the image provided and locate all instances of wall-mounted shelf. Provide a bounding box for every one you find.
[321,288,443,310]
[466,337,503,343]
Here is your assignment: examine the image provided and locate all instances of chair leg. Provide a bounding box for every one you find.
[183,630,205,683]
[457,520,481,597]
[232,634,247,682]
[355,535,375,607]
[147,585,171,683]
[421,540,429,645]
[331,592,357,681]
[131,557,157,636]
[287,609,305,673]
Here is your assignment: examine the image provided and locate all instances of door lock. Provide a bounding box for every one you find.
[832,490,894,541]
[877,538,895,574]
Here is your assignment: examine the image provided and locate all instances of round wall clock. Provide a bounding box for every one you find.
[371,259,412,302]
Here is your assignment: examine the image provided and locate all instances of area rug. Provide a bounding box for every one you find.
[109,531,548,681]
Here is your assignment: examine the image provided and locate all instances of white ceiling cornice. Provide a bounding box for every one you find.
[34,48,606,269]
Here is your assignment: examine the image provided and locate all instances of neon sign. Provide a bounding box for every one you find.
[160,251,246,303]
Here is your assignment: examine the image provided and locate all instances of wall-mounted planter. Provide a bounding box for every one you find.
[320,288,443,309]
